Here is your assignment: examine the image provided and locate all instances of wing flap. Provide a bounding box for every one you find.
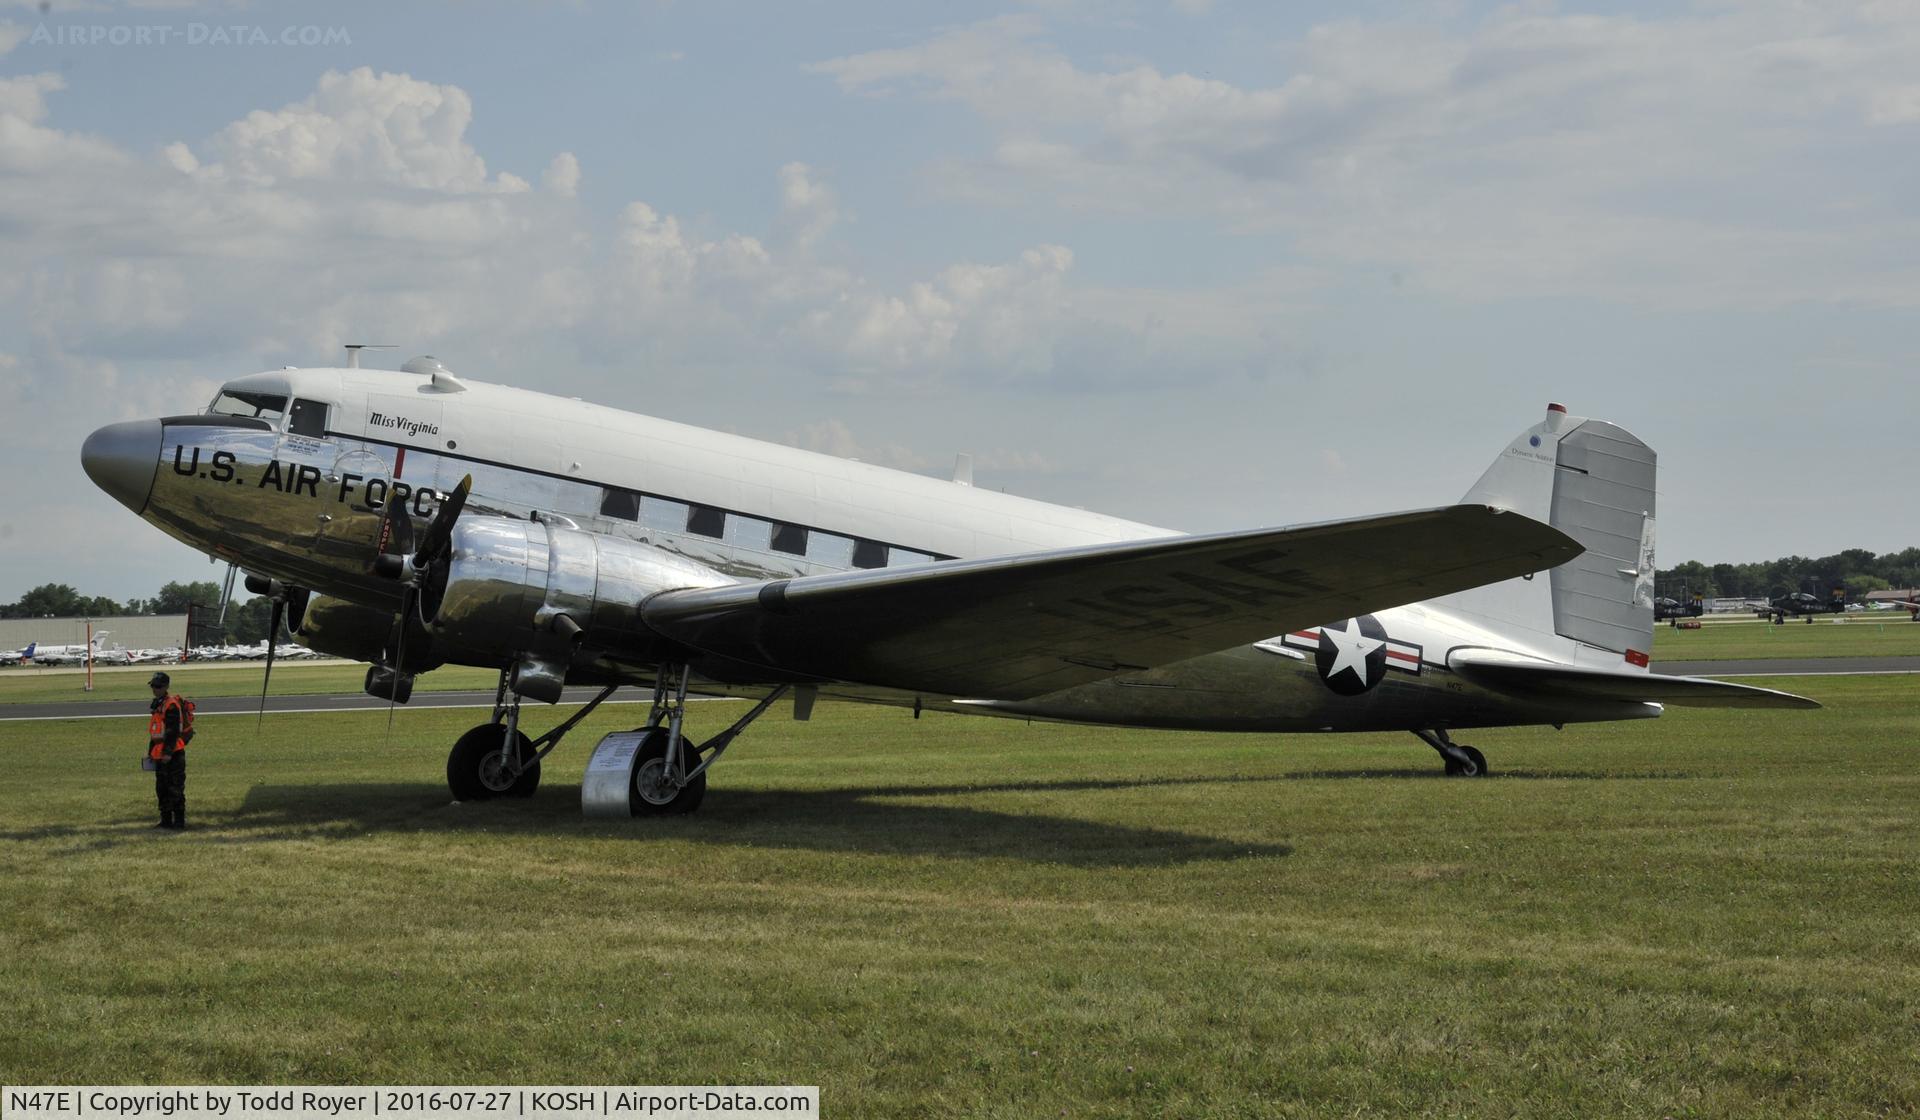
[642,504,1579,699]
[1448,648,1820,709]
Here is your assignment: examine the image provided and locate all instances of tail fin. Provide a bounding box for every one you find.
[19,642,31,658]
[1441,404,1657,670]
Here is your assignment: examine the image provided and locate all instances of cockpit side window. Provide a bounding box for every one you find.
[210,390,288,423]
[287,398,330,438]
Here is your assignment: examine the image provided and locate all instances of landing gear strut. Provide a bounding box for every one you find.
[444,668,619,802]
[581,665,789,817]
[1413,729,1488,778]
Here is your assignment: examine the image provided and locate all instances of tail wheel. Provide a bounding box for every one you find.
[630,727,707,815]
[1444,745,1489,778]
[448,722,540,801]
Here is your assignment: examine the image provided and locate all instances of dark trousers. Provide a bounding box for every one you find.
[153,753,186,823]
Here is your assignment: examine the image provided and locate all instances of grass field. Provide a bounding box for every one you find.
[2,676,1915,1116]
[1652,615,1920,660]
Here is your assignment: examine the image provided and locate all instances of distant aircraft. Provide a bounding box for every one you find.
[81,359,1816,814]
[1,642,35,663]
[1876,597,1920,621]
[1759,586,1847,624]
[1654,593,1704,621]
[32,633,110,665]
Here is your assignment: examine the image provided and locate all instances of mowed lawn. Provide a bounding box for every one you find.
[2,677,1915,1117]
[1652,614,1920,660]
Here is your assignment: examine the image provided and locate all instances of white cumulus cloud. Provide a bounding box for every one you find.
[815,5,1920,309]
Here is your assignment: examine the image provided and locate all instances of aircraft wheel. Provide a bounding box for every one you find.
[630,727,707,815]
[1445,745,1489,778]
[448,723,540,801]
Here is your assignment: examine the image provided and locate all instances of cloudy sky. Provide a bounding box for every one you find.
[3,0,1916,602]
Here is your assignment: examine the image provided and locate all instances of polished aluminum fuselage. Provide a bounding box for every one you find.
[103,367,1656,732]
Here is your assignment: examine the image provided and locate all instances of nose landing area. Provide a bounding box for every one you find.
[82,419,162,514]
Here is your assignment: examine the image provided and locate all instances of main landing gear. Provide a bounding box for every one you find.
[444,663,789,816]
[1413,729,1488,778]
[581,667,789,818]
[445,670,617,802]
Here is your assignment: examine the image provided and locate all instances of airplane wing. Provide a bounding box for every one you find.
[641,504,1580,700]
[1447,648,1819,709]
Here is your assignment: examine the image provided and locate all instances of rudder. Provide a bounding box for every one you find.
[1445,404,1656,668]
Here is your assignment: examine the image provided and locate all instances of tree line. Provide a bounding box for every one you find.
[0,581,292,644]
[1658,548,1920,600]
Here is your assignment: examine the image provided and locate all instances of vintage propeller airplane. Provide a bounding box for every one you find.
[81,354,1815,815]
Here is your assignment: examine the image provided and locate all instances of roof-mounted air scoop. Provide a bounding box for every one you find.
[403,355,468,393]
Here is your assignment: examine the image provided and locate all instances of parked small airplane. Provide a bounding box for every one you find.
[1654,593,1704,621]
[1,642,35,663]
[81,357,1815,814]
[1758,586,1848,624]
[31,633,111,666]
[1877,597,1920,621]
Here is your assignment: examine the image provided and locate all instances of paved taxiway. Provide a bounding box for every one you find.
[2,658,1915,722]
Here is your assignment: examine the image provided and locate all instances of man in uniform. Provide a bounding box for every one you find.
[148,671,188,830]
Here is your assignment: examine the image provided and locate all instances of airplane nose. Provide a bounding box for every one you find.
[82,419,162,514]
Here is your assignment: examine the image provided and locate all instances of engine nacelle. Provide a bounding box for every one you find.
[299,594,438,674]
[422,516,734,700]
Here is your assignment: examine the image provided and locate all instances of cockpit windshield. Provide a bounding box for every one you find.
[209,389,288,423]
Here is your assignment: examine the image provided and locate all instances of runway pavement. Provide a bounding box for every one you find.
[1,658,1914,722]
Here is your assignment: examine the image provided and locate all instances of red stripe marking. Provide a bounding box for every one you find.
[393,447,406,479]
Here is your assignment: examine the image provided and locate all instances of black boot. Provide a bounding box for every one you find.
[165,813,185,831]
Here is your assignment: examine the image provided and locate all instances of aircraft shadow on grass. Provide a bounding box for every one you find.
[200,777,1292,867]
[7,771,1693,858]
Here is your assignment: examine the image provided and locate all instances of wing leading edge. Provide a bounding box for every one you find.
[641,504,1581,700]
[1447,648,1820,709]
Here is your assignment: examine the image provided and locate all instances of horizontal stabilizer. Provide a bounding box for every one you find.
[642,504,1580,700]
[1448,648,1819,709]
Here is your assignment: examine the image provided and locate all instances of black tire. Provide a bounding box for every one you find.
[1445,745,1489,778]
[447,723,540,801]
[629,727,707,816]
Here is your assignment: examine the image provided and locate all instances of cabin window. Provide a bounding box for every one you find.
[809,532,855,567]
[851,540,888,569]
[641,495,688,533]
[771,522,808,556]
[686,504,726,538]
[210,390,287,422]
[600,487,641,521]
[890,547,938,567]
[287,398,330,438]
[731,517,772,551]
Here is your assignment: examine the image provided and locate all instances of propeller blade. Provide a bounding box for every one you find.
[385,588,413,742]
[414,474,473,565]
[371,490,416,576]
[256,597,284,730]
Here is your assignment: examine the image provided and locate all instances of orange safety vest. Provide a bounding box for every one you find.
[149,695,187,760]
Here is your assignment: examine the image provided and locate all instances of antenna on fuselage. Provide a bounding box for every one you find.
[344,344,397,369]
